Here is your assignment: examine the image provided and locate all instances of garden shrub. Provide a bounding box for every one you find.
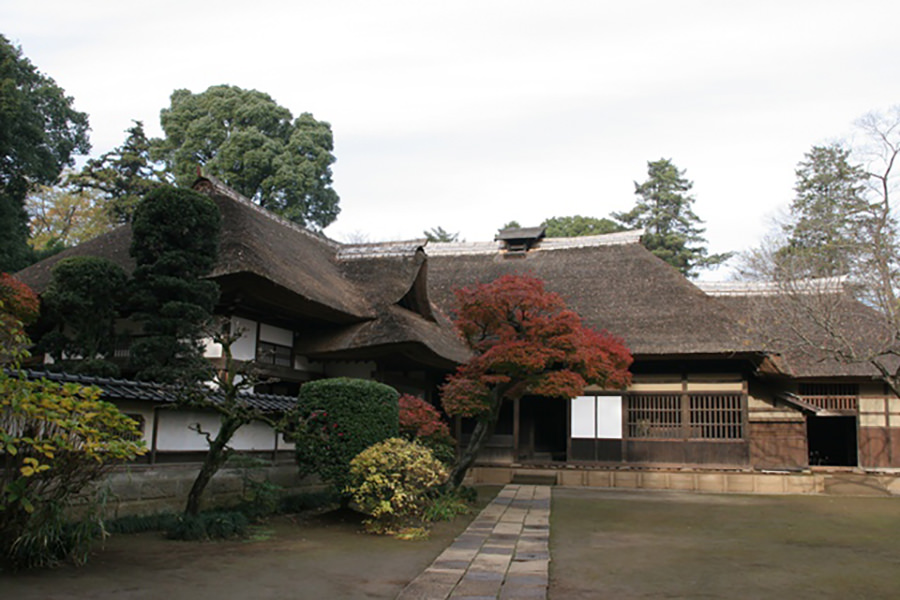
[1,281,146,569]
[423,488,473,523]
[165,511,249,541]
[398,394,456,465]
[346,437,448,535]
[105,512,179,535]
[0,375,146,569]
[293,378,399,497]
[279,490,338,513]
[226,454,283,521]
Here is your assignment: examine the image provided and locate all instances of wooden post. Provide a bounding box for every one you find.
[513,397,521,463]
[150,406,161,465]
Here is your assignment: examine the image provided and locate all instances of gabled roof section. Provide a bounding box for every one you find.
[336,240,437,322]
[15,225,136,293]
[195,177,374,321]
[427,230,748,358]
[699,281,889,378]
[296,304,470,368]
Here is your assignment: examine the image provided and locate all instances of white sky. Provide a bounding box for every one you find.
[4,1,900,277]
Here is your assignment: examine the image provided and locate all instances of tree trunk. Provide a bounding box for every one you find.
[448,389,508,489]
[184,416,243,516]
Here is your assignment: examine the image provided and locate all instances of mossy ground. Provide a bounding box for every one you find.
[550,487,900,599]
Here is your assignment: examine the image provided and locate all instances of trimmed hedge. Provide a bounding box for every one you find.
[293,378,399,496]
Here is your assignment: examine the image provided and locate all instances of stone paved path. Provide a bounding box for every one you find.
[396,484,551,600]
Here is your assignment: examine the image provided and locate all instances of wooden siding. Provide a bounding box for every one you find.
[749,421,808,470]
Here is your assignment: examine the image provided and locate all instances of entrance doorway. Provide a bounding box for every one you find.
[808,416,857,466]
[519,397,567,462]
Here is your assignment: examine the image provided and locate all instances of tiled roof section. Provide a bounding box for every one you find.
[19,370,297,412]
[425,230,643,257]
[337,240,427,260]
[697,277,847,297]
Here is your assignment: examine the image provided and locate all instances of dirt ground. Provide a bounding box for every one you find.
[0,487,501,600]
[550,487,900,600]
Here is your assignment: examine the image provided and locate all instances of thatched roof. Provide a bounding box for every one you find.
[701,283,891,379]
[15,224,136,294]
[16,178,471,368]
[427,232,751,358]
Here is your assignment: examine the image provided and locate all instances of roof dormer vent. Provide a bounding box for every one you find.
[495,226,546,256]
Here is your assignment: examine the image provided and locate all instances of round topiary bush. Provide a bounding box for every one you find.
[346,437,448,535]
[293,378,399,497]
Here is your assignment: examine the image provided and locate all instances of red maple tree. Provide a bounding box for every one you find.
[442,274,632,487]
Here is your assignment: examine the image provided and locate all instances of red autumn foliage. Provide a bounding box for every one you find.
[0,273,39,325]
[441,274,632,418]
[398,394,452,443]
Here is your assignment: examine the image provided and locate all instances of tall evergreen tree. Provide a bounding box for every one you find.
[779,144,870,277]
[614,158,730,277]
[68,121,170,223]
[129,186,221,382]
[0,35,90,272]
[424,226,459,242]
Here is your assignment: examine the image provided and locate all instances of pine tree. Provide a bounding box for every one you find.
[614,158,730,277]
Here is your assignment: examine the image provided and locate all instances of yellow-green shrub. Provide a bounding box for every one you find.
[0,373,146,568]
[346,437,447,535]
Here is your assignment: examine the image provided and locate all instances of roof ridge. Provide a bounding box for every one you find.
[698,277,848,296]
[337,239,427,260]
[425,229,643,256]
[193,176,343,251]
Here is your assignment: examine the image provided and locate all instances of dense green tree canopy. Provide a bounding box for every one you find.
[0,35,90,272]
[40,256,128,376]
[152,85,340,229]
[614,158,730,277]
[542,215,624,237]
[68,121,169,223]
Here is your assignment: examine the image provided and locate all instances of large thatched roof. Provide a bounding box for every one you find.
[426,233,752,358]
[16,178,471,368]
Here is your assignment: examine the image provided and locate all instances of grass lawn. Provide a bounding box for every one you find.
[0,486,501,600]
[550,487,900,599]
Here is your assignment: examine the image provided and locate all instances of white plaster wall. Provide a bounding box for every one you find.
[259,323,292,346]
[230,316,258,361]
[155,409,286,451]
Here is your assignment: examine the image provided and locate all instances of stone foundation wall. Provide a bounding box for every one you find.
[467,466,900,496]
[87,462,318,518]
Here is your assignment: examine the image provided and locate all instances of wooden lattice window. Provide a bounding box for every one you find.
[627,394,682,439]
[798,383,858,411]
[689,394,743,440]
[627,393,744,440]
[256,341,292,367]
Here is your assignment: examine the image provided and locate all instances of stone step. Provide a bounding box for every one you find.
[512,473,558,486]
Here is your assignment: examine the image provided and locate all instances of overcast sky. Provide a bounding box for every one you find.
[4,1,900,277]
